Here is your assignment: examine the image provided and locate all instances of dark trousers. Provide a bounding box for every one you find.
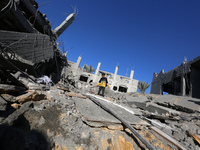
[98,86,105,96]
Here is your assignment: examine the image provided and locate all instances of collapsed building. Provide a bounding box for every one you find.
[68,56,138,93]
[0,0,75,83]
[151,56,200,98]
[1,1,200,150]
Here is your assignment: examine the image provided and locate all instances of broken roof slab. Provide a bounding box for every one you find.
[154,95,200,113]
[125,96,181,115]
[74,97,148,127]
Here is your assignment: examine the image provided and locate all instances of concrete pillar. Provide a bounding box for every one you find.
[181,62,186,96]
[75,56,82,69]
[130,70,134,79]
[114,66,119,76]
[95,62,101,75]
[93,62,101,83]
[181,74,186,96]
[54,13,75,38]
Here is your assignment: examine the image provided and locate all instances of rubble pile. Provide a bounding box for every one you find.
[0,0,200,149]
[0,66,200,150]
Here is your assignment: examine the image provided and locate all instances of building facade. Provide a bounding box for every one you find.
[68,56,138,93]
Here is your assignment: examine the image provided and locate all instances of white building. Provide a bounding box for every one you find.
[68,56,138,93]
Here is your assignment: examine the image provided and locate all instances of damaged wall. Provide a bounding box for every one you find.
[67,56,138,93]
[151,56,200,98]
[0,0,75,83]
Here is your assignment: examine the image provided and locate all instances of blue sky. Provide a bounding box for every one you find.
[38,0,200,93]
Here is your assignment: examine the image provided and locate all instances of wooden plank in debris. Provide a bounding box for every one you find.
[150,126,187,150]
[57,85,70,91]
[0,84,26,93]
[186,130,200,145]
[66,92,86,99]
[16,91,46,104]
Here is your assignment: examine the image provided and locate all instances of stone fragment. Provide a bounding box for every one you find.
[0,96,7,111]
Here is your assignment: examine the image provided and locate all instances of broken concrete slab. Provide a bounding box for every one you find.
[74,96,148,127]
[125,95,181,115]
[127,101,181,115]
[125,95,149,103]
[154,95,200,112]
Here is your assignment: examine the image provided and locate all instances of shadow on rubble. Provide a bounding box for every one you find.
[124,128,146,150]
[0,125,52,150]
[188,100,200,105]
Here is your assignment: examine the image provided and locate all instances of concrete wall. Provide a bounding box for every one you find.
[151,56,200,98]
[191,65,200,98]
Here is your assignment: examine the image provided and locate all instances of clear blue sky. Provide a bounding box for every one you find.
[38,0,200,93]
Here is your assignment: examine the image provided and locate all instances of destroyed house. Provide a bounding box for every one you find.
[69,56,138,93]
[0,0,74,82]
[151,56,200,98]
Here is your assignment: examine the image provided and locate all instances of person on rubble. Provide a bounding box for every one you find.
[96,73,109,97]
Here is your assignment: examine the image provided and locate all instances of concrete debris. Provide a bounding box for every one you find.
[1,67,200,150]
[0,96,7,111]
[0,0,200,150]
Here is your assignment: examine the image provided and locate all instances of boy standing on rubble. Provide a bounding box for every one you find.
[96,73,109,97]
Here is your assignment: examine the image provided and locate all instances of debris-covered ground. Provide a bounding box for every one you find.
[0,0,200,149]
[0,67,200,150]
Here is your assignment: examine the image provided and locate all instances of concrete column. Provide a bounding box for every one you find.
[113,66,119,82]
[181,62,186,96]
[129,70,134,79]
[93,62,101,83]
[75,56,82,69]
[95,62,101,75]
[181,74,186,96]
[54,13,75,38]
[114,66,119,76]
